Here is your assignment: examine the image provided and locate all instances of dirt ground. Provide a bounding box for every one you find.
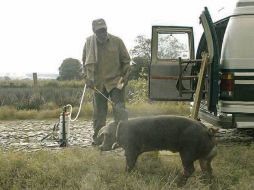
[0,119,94,152]
[0,119,253,152]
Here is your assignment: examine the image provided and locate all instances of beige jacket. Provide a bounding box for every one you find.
[82,33,130,92]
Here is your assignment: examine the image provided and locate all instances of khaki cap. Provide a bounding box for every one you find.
[92,18,107,32]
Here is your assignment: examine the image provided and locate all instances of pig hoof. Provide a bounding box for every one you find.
[200,173,213,184]
[125,166,135,173]
[176,176,188,187]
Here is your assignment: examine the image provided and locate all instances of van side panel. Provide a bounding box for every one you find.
[220,14,254,113]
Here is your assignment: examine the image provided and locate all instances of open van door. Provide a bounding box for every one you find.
[149,8,220,113]
[149,26,195,101]
[199,7,220,113]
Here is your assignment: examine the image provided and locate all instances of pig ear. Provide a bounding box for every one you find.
[208,127,219,136]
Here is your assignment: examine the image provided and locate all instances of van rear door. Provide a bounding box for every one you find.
[149,8,220,114]
[199,7,220,113]
[149,26,195,101]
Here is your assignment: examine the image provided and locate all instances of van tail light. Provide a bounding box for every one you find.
[220,73,234,98]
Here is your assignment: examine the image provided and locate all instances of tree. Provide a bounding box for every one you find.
[129,34,188,80]
[130,35,151,61]
[129,35,151,80]
[58,58,83,80]
[157,34,188,59]
[130,57,148,80]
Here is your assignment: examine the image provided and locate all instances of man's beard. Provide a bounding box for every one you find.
[96,34,108,43]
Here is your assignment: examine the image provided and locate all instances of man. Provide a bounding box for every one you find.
[82,18,131,145]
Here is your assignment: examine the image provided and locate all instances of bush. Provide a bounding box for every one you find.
[126,78,148,104]
[29,93,45,110]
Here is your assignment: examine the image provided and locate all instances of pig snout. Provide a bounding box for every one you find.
[99,133,116,151]
[97,122,118,151]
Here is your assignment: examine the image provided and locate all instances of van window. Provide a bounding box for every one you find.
[157,33,190,60]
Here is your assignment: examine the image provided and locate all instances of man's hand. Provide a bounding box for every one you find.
[116,77,124,90]
[86,79,94,89]
[122,67,131,87]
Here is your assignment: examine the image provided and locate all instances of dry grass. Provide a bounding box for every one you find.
[0,144,253,190]
[0,101,189,120]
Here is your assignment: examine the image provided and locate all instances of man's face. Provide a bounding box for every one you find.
[95,28,108,43]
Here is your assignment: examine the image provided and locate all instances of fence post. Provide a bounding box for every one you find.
[33,73,38,88]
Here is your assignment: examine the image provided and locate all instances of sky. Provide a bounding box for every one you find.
[0,0,237,76]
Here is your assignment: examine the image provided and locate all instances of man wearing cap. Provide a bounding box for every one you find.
[82,18,131,145]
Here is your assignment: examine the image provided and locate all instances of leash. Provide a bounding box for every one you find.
[66,84,87,121]
[41,84,116,145]
[41,84,87,143]
[93,87,114,106]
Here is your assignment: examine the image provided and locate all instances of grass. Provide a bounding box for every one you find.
[1,79,253,189]
[0,78,191,120]
[0,144,253,190]
[0,102,190,120]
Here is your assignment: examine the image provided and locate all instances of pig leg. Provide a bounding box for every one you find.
[125,149,139,172]
[199,159,212,176]
[199,158,213,184]
[199,159,208,173]
[199,147,217,180]
[177,150,195,187]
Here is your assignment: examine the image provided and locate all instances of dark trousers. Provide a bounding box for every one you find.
[92,87,128,139]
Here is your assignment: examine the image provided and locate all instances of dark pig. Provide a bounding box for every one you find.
[98,115,218,186]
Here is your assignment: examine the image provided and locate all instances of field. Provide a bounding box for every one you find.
[0,79,254,189]
[0,79,189,120]
[0,145,253,190]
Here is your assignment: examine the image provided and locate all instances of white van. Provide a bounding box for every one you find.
[149,0,254,131]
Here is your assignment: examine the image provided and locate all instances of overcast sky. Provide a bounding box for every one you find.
[0,0,237,75]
